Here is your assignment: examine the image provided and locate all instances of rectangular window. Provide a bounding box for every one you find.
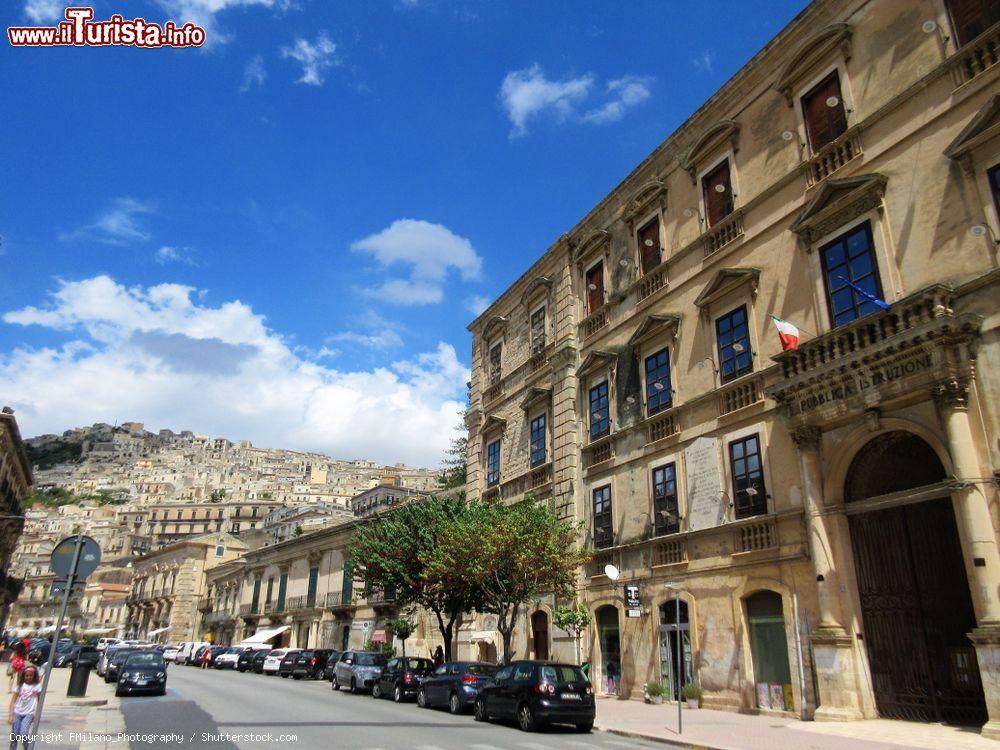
[589,381,610,439]
[702,159,734,226]
[529,414,547,467]
[265,577,274,604]
[989,163,1000,222]
[342,562,353,601]
[251,576,261,613]
[277,572,288,611]
[530,306,547,354]
[730,434,768,519]
[716,305,753,384]
[652,463,680,536]
[645,347,672,416]
[486,439,501,487]
[637,217,662,275]
[488,342,502,385]
[947,0,1000,46]
[592,485,613,549]
[215,544,225,557]
[307,566,319,608]
[820,221,884,327]
[801,71,848,152]
[585,261,605,314]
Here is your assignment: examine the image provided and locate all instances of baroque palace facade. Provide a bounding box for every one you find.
[466,0,1000,736]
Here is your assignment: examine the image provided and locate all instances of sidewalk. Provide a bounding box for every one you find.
[28,666,129,750]
[593,697,996,750]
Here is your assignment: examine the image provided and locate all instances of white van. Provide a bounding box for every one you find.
[96,637,120,652]
[177,641,210,665]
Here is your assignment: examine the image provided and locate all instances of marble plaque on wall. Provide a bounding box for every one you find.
[685,436,725,531]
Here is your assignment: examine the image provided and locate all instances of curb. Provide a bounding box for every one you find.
[51,698,108,708]
[597,725,723,750]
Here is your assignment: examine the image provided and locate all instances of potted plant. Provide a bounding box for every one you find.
[644,681,664,705]
[682,682,702,709]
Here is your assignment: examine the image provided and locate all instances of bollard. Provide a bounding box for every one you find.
[67,663,91,697]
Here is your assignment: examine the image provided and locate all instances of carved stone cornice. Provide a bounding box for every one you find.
[932,378,971,412]
[773,23,853,107]
[789,174,887,247]
[791,425,822,452]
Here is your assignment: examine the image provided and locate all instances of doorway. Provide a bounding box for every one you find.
[596,606,621,695]
[531,611,549,661]
[746,591,793,711]
[846,431,986,724]
[659,599,692,700]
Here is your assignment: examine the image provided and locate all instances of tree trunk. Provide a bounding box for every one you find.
[499,602,519,664]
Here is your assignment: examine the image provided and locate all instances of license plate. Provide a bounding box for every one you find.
[560,692,581,700]
[136,678,147,685]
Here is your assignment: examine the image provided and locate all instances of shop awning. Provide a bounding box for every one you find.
[239,625,290,645]
[147,627,171,636]
[83,627,118,635]
[37,625,57,634]
[371,629,387,644]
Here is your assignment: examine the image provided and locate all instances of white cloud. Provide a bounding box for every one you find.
[281,33,338,86]
[155,246,198,266]
[155,0,289,44]
[499,65,652,135]
[1,276,467,467]
[465,295,490,316]
[23,0,62,23]
[352,219,482,306]
[59,197,153,246]
[327,311,404,350]
[692,49,715,74]
[240,55,267,92]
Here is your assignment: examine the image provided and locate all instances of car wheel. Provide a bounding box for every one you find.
[115,686,123,697]
[292,675,301,680]
[332,676,340,691]
[350,678,358,695]
[417,688,428,708]
[575,721,593,733]
[157,686,167,697]
[517,702,537,732]
[474,697,489,722]
[449,692,462,715]
[281,673,289,678]
[372,682,382,699]
[393,685,403,703]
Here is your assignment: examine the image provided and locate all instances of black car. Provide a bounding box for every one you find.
[54,645,100,669]
[278,649,301,678]
[237,648,262,672]
[105,648,143,683]
[419,661,499,714]
[291,650,335,680]
[322,650,342,681]
[474,661,594,733]
[116,651,167,697]
[251,649,272,674]
[373,657,434,702]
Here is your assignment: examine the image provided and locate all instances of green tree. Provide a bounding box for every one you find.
[426,496,590,664]
[349,493,479,661]
[438,414,468,490]
[553,601,591,664]
[387,618,416,656]
[209,489,226,502]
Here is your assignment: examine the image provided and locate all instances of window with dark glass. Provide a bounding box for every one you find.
[946,0,1000,46]
[265,577,274,604]
[593,485,613,548]
[251,577,261,612]
[486,439,501,486]
[530,306,547,354]
[586,262,605,314]
[645,347,672,416]
[589,381,610,439]
[637,217,662,275]
[488,342,502,385]
[730,434,767,519]
[277,572,288,611]
[989,163,1000,221]
[652,463,680,535]
[307,566,319,607]
[716,305,753,384]
[530,414,547,467]
[820,221,884,327]
[702,159,734,226]
[801,71,848,152]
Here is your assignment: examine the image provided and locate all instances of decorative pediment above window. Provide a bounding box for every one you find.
[622,180,668,224]
[944,95,1000,176]
[481,315,508,341]
[520,386,552,412]
[571,229,611,267]
[694,268,760,317]
[519,276,553,307]
[774,23,853,107]
[628,314,682,348]
[482,414,507,434]
[789,173,887,246]
[681,120,740,183]
[576,349,616,378]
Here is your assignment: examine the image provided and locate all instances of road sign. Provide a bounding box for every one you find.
[624,584,641,609]
[51,535,101,579]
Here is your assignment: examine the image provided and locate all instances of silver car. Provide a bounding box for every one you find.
[332,651,385,694]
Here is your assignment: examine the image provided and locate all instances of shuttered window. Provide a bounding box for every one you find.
[946,0,1000,46]
[802,71,848,152]
[637,218,662,275]
[586,262,605,314]
[702,160,734,226]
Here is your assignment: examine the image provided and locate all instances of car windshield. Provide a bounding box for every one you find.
[467,664,499,676]
[126,653,164,668]
[299,651,313,658]
[56,643,75,653]
[225,647,242,654]
[402,658,431,671]
[112,650,138,663]
[540,665,588,683]
[354,653,384,666]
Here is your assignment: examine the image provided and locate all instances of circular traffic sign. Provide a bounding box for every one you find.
[50,535,101,580]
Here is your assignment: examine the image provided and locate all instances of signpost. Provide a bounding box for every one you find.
[32,535,101,735]
[664,581,683,736]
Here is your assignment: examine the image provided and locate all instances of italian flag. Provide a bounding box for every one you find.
[770,315,799,351]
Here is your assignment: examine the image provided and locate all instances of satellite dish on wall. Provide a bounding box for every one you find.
[781,130,795,141]
[604,564,621,581]
[969,224,988,238]
[922,20,938,33]
[826,95,841,109]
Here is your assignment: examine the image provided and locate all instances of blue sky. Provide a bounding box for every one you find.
[1,0,806,466]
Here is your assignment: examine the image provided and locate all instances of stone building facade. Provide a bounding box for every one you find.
[0,408,32,630]
[466,0,1000,736]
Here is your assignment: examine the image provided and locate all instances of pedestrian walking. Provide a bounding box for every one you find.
[8,664,41,750]
[431,646,443,670]
[199,647,211,670]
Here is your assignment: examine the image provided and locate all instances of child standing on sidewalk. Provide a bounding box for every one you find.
[8,664,41,750]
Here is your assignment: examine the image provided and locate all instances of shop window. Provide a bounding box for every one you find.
[486,439,501,487]
[652,463,680,535]
[637,217,662,275]
[645,347,673,416]
[593,485,613,549]
[589,381,611,439]
[746,591,793,711]
[801,71,848,152]
[946,0,1000,46]
[730,434,767,519]
[819,221,884,327]
[716,305,753,384]
[586,261,605,314]
[702,160,734,226]
[529,414,547,467]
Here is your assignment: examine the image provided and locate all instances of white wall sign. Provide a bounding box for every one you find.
[684,436,725,531]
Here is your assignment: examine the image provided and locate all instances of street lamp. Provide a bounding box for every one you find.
[663,581,684,736]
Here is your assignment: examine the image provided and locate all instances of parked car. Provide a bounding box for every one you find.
[373,657,434,702]
[278,649,302,678]
[236,646,267,672]
[474,661,594,733]
[116,651,167,697]
[213,646,249,670]
[322,651,342,681]
[96,637,120,652]
[418,661,499,714]
[54,645,100,669]
[105,648,143,683]
[332,651,386,694]
[251,649,272,674]
[263,648,294,676]
[162,646,180,662]
[290,649,335,680]
[98,643,131,677]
